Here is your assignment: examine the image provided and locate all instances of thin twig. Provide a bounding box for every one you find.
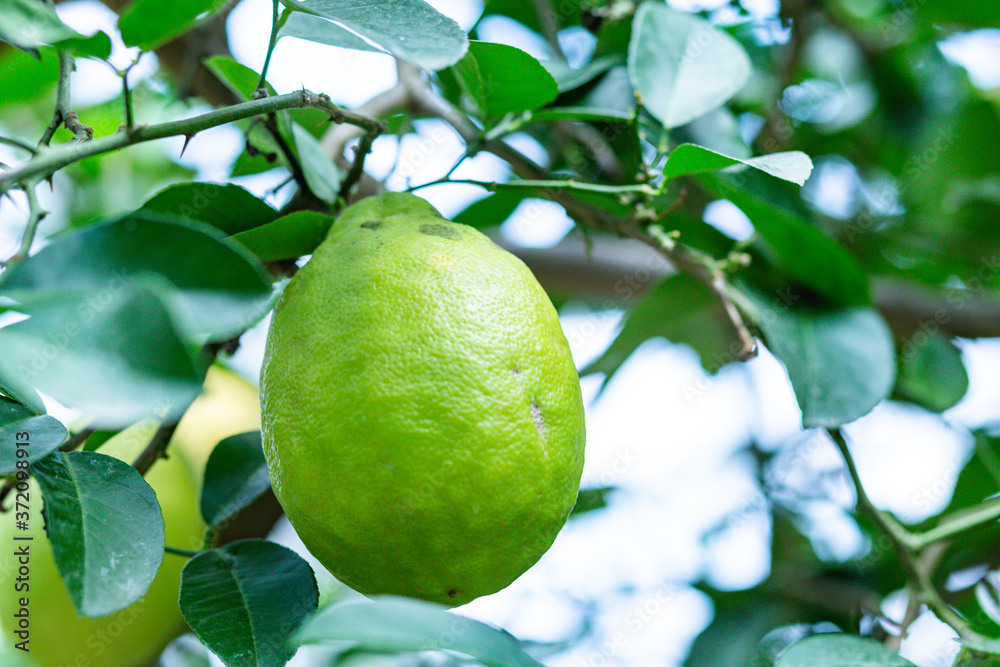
[828,427,982,641]
[0,89,383,191]
[121,63,136,131]
[59,428,97,452]
[37,51,76,148]
[257,0,283,91]
[531,0,566,60]
[13,179,47,262]
[164,545,202,558]
[338,128,379,201]
[0,136,37,154]
[131,422,181,476]
[410,177,658,197]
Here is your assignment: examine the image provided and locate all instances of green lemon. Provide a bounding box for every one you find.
[260,192,586,606]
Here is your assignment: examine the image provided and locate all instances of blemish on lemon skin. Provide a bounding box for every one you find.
[531,400,546,446]
[419,223,461,240]
[448,589,458,599]
[361,220,382,230]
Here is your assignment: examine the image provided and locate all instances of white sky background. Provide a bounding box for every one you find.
[3,1,1000,665]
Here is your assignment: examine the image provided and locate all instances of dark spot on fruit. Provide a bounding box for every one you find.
[360,220,382,230]
[419,223,461,240]
[448,589,458,599]
[512,367,521,377]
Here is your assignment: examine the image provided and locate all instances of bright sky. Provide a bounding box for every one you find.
[5,1,1000,665]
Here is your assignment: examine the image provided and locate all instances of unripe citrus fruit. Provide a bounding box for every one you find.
[260,192,586,606]
[0,366,260,667]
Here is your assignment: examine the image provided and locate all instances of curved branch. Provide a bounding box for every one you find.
[0,90,384,191]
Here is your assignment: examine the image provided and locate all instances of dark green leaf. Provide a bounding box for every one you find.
[292,122,340,202]
[140,183,279,236]
[200,431,271,528]
[231,211,335,262]
[751,623,841,667]
[739,286,895,428]
[0,288,203,428]
[685,600,804,667]
[286,0,468,71]
[584,273,743,380]
[180,540,318,667]
[33,450,165,617]
[703,173,870,307]
[297,596,543,667]
[893,332,969,412]
[119,0,230,50]
[628,3,751,128]
[0,213,275,342]
[452,41,559,120]
[279,12,387,54]
[541,55,622,94]
[0,400,66,474]
[453,190,525,230]
[570,486,614,517]
[774,634,916,666]
[664,144,814,186]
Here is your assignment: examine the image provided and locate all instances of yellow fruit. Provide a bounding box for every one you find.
[260,192,586,606]
[0,438,201,667]
[0,366,260,667]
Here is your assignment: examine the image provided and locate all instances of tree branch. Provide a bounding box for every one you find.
[0,90,383,192]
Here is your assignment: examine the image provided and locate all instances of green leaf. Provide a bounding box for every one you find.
[285,0,468,71]
[0,46,58,107]
[570,486,614,517]
[894,332,969,412]
[140,183,279,236]
[702,173,870,307]
[180,540,319,667]
[739,286,895,428]
[292,122,341,202]
[0,0,110,58]
[231,211,335,262]
[200,432,271,528]
[0,288,204,429]
[541,55,622,94]
[627,3,751,128]
[297,596,543,667]
[959,637,1000,656]
[33,450,165,617]
[204,56,274,101]
[0,399,66,474]
[451,41,558,120]
[774,634,916,666]
[279,12,387,54]
[453,190,525,230]
[0,213,275,342]
[118,0,230,50]
[583,273,743,380]
[664,144,814,186]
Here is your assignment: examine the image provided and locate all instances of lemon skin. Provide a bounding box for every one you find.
[260,193,586,606]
